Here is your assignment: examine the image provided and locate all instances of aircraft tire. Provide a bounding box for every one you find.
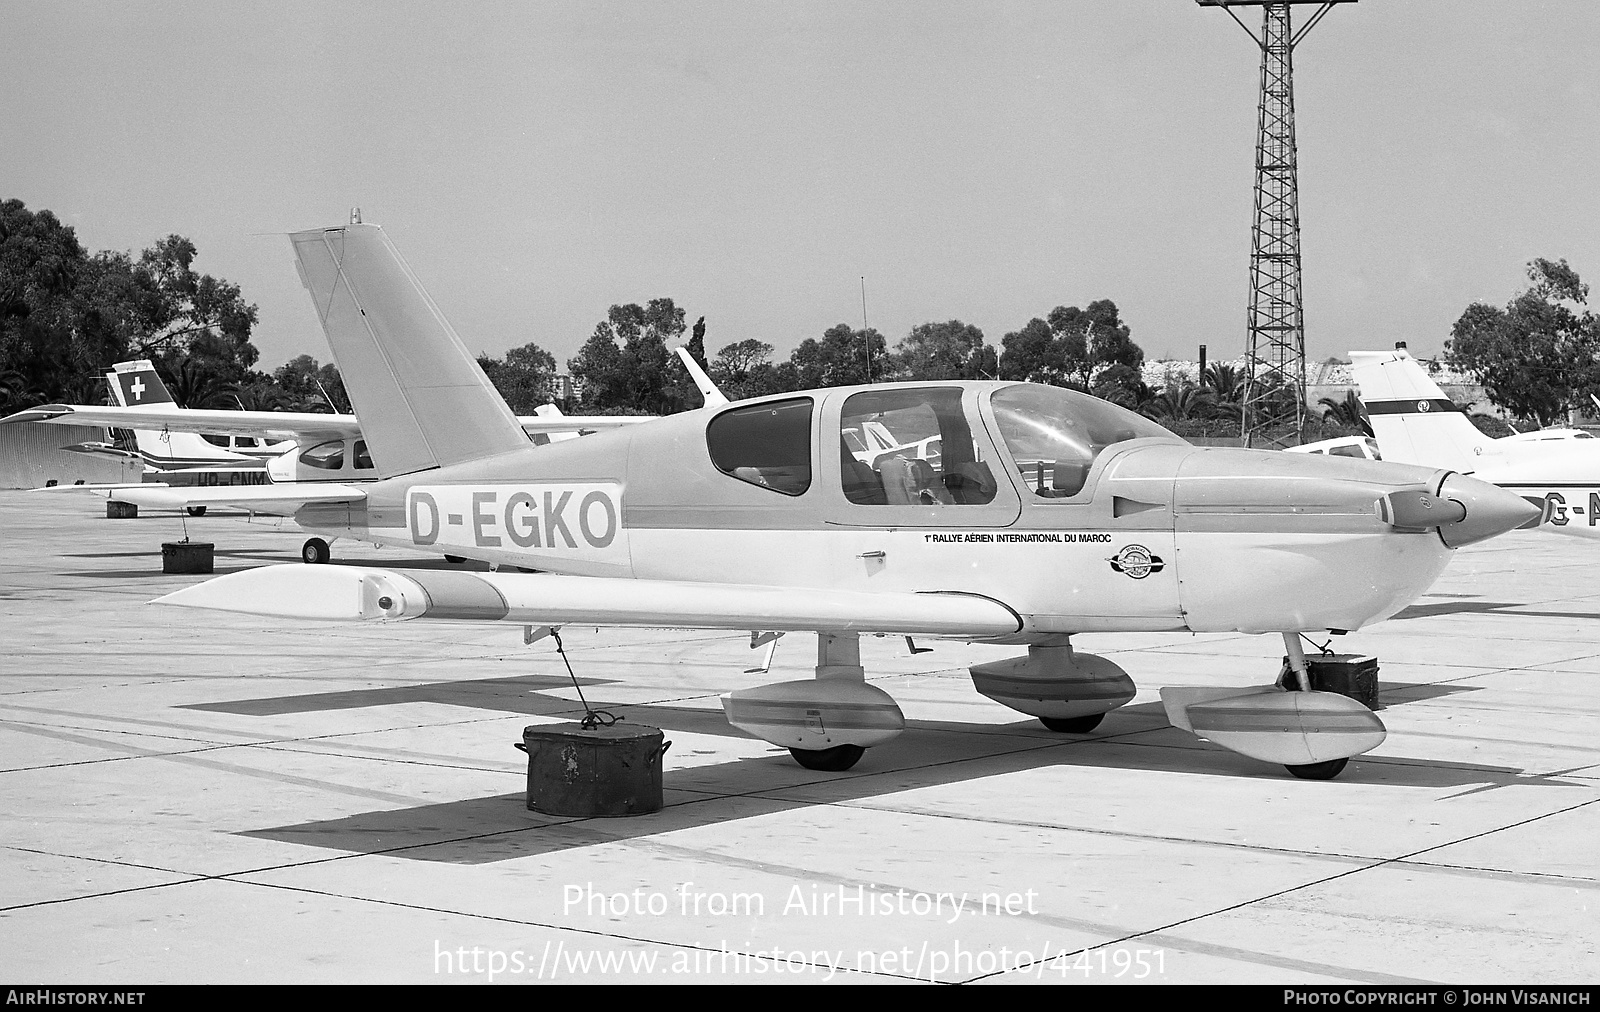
[1039,713,1105,734]
[186,506,207,517]
[301,538,331,565]
[1285,757,1348,781]
[789,744,865,772]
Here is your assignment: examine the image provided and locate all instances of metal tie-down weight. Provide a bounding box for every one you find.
[517,722,669,817]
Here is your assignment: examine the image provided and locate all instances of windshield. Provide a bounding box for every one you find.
[990,384,1180,498]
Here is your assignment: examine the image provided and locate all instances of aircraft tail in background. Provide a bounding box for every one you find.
[289,222,531,480]
[675,346,729,408]
[1348,348,1491,470]
[101,360,261,471]
[106,360,177,408]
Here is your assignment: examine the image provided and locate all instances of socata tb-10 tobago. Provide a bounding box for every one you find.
[159,221,1538,780]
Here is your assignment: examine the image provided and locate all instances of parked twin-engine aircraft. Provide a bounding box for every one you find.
[1350,346,1599,538]
[158,221,1537,780]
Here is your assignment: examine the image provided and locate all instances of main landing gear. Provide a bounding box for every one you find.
[301,538,331,565]
[722,632,904,773]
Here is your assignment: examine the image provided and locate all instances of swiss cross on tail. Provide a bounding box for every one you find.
[111,364,175,407]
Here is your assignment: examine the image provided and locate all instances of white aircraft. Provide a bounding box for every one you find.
[1350,346,1599,537]
[58,359,284,473]
[157,220,1537,781]
[1286,435,1381,461]
[4,368,650,559]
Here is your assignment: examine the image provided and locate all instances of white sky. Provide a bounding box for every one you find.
[6,1,1597,374]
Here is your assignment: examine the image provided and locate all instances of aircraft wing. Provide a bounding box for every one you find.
[155,565,1023,638]
[5,402,650,440]
[1,404,360,443]
[36,482,368,512]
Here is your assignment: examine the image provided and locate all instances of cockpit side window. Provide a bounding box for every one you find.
[707,398,813,495]
[353,439,374,470]
[991,384,1179,498]
[840,388,995,505]
[301,439,345,470]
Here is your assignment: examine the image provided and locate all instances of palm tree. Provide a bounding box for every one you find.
[1140,381,1217,422]
[1318,389,1370,435]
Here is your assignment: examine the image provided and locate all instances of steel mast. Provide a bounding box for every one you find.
[1198,1,1354,447]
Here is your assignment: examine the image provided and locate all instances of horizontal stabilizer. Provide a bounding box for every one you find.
[155,565,1023,637]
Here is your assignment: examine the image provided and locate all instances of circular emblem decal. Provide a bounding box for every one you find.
[1108,544,1165,580]
[1417,399,1431,412]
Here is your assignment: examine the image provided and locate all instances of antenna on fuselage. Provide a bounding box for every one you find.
[860,276,871,383]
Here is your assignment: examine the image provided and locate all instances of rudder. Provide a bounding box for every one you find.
[290,223,529,478]
[1349,349,1490,469]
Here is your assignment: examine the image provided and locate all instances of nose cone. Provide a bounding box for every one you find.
[1434,472,1543,548]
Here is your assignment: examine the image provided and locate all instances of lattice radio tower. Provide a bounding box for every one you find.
[1198,1,1354,447]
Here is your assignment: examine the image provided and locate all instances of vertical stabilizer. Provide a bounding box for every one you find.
[674,346,729,407]
[290,223,530,478]
[107,360,176,407]
[1349,349,1491,469]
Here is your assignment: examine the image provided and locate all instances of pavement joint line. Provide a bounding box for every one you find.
[5,849,906,983]
[500,818,1436,986]
[173,876,925,984]
[832,799,1600,890]
[965,789,1600,984]
[0,721,434,806]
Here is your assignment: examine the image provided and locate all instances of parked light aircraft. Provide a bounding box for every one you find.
[4,369,649,561]
[58,359,284,474]
[156,221,1537,781]
[1350,346,1599,538]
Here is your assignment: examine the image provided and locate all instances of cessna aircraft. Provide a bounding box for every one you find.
[4,364,648,561]
[58,359,284,474]
[1350,346,1600,538]
[157,221,1537,782]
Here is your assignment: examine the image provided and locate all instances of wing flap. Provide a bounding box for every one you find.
[155,565,1022,637]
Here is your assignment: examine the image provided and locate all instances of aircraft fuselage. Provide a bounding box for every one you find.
[291,381,1527,639]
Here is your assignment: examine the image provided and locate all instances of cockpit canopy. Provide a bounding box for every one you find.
[701,381,1181,506]
[989,384,1178,498]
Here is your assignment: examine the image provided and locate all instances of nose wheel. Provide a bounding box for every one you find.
[789,745,865,771]
[1039,713,1105,733]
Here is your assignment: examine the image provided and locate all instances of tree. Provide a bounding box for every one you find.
[789,324,888,389]
[1140,380,1215,422]
[568,298,689,413]
[1,201,264,409]
[478,341,556,414]
[1446,258,1600,427]
[893,320,996,380]
[1318,390,1369,435]
[1094,363,1153,410]
[0,200,88,403]
[710,338,799,400]
[998,299,1142,390]
[272,354,350,413]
